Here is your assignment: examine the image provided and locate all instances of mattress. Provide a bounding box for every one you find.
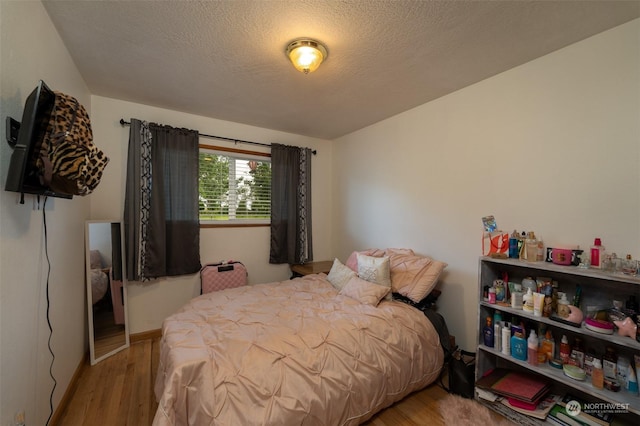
[153,273,444,425]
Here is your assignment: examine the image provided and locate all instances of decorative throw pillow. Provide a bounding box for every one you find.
[326,258,357,291]
[90,249,102,269]
[339,276,390,306]
[385,248,415,256]
[345,248,385,272]
[356,253,392,300]
[389,252,447,303]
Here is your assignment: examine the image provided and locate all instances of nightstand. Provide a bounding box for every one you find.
[289,260,333,278]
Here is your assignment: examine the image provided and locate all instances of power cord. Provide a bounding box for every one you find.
[41,196,57,425]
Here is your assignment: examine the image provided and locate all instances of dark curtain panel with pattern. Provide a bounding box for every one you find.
[269,143,313,264]
[124,119,201,281]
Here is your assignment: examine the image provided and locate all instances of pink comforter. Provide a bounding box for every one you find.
[153,274,443,425]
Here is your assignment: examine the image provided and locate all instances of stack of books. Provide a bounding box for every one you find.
[476,368,551,405]
[476,368,556,420]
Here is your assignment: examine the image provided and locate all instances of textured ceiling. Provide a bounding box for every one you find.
[42,0,640,140]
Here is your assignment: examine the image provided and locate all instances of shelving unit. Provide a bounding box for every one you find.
[476,256,640,424]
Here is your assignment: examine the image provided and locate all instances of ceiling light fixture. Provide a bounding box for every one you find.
[286,38,328,74]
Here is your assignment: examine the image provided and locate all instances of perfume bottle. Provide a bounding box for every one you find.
[621,254,637,276]
[483,316,494,348]
[590,238,604,268]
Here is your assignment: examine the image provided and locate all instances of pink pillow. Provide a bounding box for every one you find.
[345,248,385,272]
[385,248,415,256]
[339,276,390,306]
[388,252,447,302]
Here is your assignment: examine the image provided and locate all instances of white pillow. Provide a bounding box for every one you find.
[357,253,392,299]
[339,276,390,306]
[326,258,357,291]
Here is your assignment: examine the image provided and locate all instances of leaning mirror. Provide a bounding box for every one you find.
[85,220,129,365]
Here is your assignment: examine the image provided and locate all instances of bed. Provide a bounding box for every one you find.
[153,249,448,426]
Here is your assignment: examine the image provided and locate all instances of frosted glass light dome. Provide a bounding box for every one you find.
[286,39,328,74]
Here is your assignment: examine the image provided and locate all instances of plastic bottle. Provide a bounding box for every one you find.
[527,330,539,366]
[522,288,534,313]
[559,335,571,364]
[540,330,555,362]
[592,358,604,389]
[501,326,511,355]
[627,363,639,395]
[494,312,502,352]
[488,287,496,304]
[590,238,604,268]
[509,230,520,259]
[483,316,494,348]
[511,332,527,361]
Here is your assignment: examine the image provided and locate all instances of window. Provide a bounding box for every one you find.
[199,146,271,225]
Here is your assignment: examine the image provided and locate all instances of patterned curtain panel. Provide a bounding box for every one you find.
[124,119,202,281]
[269,143,313,264]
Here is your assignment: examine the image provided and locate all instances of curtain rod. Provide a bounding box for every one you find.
[119,119,316,155]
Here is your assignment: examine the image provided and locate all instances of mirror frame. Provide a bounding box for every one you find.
[85,220,130,365]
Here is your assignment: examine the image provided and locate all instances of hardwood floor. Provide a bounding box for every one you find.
[56,337,453,425]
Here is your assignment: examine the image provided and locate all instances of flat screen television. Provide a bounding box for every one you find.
[4,80,72,203]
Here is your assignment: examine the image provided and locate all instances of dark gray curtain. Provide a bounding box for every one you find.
[111,223,122,281]
[124,119,201,281]
[269,143,313,264]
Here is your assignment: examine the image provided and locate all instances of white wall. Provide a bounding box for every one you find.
[0,1,91,425]
[89,96,334,334]
[332,19,640,351]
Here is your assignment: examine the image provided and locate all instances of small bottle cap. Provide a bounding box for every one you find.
[594,238,602,245]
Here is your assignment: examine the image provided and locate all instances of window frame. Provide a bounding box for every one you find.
[199,144,271,228]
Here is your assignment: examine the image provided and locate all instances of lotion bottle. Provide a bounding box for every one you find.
[527,330,539,366]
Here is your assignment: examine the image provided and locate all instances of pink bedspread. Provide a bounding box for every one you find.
[153,274,443,425]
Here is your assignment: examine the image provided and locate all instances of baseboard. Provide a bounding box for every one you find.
[130,328,162,343]
[49,351,89,426]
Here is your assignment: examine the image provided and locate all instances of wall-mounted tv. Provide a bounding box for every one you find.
[4,80,72,203]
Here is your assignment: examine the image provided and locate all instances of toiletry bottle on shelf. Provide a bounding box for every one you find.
[627,363,639,395]
[522,288,534,313]
[509,230,520,259]
[536,239,545,262]
[483,316,494,348]
[592,358,604,389]
[501,325,511,355]
[488,287,496,304]
[571,337,585,368]
[511,331,527,361]
[519,231,526,259]
[525,232,538,261]
[527,330,539,366]
[590,238,604,268]
[559,335,571,364]
[621,254,637,276]
[603,346,618,382]
[540,330,555,362]
[494,312,502,352]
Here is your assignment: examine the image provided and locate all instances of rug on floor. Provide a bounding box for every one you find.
[437,394,514,426]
